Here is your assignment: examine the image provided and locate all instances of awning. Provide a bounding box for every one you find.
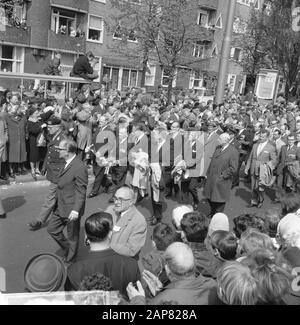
[50,0,88,13]
[102,56,142,70]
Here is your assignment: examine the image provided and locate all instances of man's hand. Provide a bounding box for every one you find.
[68,210,79,222]
[126,281,145,300]
[142,270,163,297]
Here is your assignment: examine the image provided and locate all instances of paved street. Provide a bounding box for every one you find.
[0,174,281,293]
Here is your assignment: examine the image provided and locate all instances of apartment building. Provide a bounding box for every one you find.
[0,0,260,94]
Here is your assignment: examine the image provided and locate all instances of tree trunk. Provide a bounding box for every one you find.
[140,48,149,88]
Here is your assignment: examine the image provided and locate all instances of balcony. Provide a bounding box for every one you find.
[199,0,218,11]
[0,25,31,45]
[197,25,215,42]
[48,30,85,53]
[50,0,88,13]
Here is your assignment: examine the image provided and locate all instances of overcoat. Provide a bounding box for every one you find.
[204,144,239,202]
[5,114,27,163]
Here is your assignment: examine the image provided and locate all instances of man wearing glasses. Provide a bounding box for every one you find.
[47,138,88,264]
[106,185,147,259]
[28,116,65,231]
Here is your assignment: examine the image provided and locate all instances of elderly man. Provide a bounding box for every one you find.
[127,242,219,305]
[47,138,88,264]
[204,133,239,218]
[105,185,147,258]
[245,129,277,208]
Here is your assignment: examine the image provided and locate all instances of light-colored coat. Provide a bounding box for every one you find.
[0,118,8,162]
[106,205,147,258]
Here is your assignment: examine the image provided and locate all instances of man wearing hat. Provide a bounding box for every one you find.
[28,116,66,231]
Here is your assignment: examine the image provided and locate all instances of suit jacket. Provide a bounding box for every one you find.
[277,144,300,174]
[245,141,277,175]
[56,156,88,219]
[204,144,239,202]
[105,205,147,258]
[44,130,66,183]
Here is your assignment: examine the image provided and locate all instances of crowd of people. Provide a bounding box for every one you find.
[1,51,300,304]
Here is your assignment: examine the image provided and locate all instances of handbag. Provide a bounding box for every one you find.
[36,131,47,147]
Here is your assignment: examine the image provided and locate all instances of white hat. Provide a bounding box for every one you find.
[208,213,229,237]
[171,205,193,230]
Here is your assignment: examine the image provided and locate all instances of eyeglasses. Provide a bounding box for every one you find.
[55,146,67,151]
[113,196,132,203]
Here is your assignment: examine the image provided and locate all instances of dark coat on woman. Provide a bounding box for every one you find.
[5,113,28,163]
[204,144,239,202]
[27,120,46,163]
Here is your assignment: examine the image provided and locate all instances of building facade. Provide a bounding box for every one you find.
[0,0,261,95]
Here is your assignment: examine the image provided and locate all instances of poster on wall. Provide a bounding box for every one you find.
[255,69,279,101]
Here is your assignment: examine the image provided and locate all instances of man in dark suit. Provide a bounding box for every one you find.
[276,134,300,196]
[47,138,88,264]
[245,129,277,208]
[204,133,239,217]
[28,116,66,231]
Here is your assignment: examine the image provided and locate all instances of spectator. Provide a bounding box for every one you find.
[244,249,292,305]
[233,213,266,238]
[216,261,258,305]
[105,186,147,258]
[127,242,220,305]
[65,212,140,297]
[181,211,222,278]
[70,51,98,81]
[142,223,179,286]
[209,230,238,261]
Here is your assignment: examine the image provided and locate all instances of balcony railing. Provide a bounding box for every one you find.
[48,29,85,53]
[0,24,31,45]
[199,0,218,10]
[50,0,88,13]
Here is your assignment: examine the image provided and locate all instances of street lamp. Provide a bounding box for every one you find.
[215,0,237,104]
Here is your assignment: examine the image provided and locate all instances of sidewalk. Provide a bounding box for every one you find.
[0,167,95,188]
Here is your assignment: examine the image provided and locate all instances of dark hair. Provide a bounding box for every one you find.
[210,231,238,260]
[264,209,281,238]
[79,273,113,291]
[85,212,113,242]
[280,192,300,215]
[86,51,95,58]
[273,129,281,136]
[260,128,270,136]
[180,212,208,243]
[152,223,178,251]
[233,214,266,238]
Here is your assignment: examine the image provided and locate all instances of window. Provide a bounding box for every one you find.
[145,64,156,86]
[227,74,236,92]
[230,47,242,61]
[128,30,137,42]
[51,8,77,36]
[215,14,222,29]
[237,0,259,8]
[193,42,205,58]
[0,45,24,73]
[189,71,203,90]
[197,10,209,27]
[87,14,104,43]
[162,68,176,88]
[113,24,123,39]
[211,44,218,57]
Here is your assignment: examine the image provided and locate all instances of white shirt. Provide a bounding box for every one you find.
[64,154,76,169]
[257,141,268,156]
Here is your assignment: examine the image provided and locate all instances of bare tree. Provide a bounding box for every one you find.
[109,0,213,103]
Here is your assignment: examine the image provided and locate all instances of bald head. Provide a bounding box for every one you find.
[218,133,230,147]
[164,242,195,279]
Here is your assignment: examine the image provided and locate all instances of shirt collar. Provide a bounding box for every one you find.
[65,154,76,167]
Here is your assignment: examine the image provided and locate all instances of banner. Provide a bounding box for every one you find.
[255,69,279,100]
